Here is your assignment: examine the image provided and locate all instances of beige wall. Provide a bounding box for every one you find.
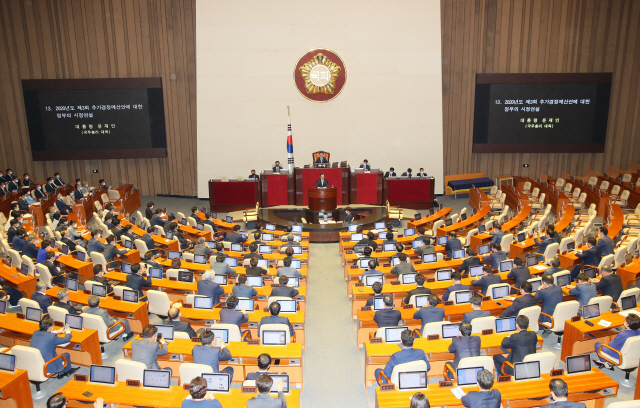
[196,0,444,198]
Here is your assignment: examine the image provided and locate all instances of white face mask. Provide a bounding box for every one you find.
[25,177,28,180]
[56,175,60,178]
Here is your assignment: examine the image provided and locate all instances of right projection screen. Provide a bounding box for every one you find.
[473,73,612,153]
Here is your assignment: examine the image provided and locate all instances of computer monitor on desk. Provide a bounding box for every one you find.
[155,325,175,341]
[398,371,427,390]
[237,299,254,311]
[0,353,15,373]
[477,244,490,255]
[89,365,116,385]
[495,317,517,333]
[384,327,408,343]
[514,361,541,381]
[207,328,228,344]
[566,354,591,375]
[422,253,437,263]
[246,276,263,288]
[143,369,171,390]
[203,373,230,393]
[269,374,290,394]
[457,367,482,386]
[582,304,600,320]
[442,323,459,339]
[262,330,287,346]
[365,274,384,287]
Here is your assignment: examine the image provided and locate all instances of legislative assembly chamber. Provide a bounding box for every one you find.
[1,1,640,408]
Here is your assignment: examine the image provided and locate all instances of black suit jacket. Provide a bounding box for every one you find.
[272,165,283,172]
[316,179,328,188]
[53,301,80,316]
[34,188,45,199]
[384,171,397,178]
[359,164,371,171]
[18,198,29,212]
[74,189,83,201]
[344,213,354,223]
[499,293,537,318]
[457,256,481,273]
[501,330,538,364]
[596,273,623,302]
[125,273,152,297]
[404,287,432,304]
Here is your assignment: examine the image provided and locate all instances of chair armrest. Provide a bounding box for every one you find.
[501,360,514,375]
[107,321,126,340]
[170,299,182,308]
[412,329,422,338]
[291,333,296,343]
[444,363,455,381]
[369,332,375,340]
[105,260,119,271]
[539,312,554,329]
[43,354,68,378]
[377,371,390,385]
[241,331,251,341]
[0,290,6,301]
[596,344,622,366]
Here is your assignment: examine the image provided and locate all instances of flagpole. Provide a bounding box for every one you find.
[287,106,295,172]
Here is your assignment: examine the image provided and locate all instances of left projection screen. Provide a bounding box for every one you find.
[22,78,167,161]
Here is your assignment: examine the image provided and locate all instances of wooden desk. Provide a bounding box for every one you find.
[208,179,261,213]
[56,254,94,285]
[0,313,101,366]
[469,188,490,210]
[383,177,435,210]
[122,338,304,386]
[617,257,640,290]
[60,381,300,408]
[350,170,383,205]
[514,177,569,215]
[345,259,465,282]
[0,369,33,408]
[597,175,640,211]
[375,370,617,408]
[45,288,149,334]
[408,207,452,229]
[364,331,542,388]
[0,264,37,298]
[437,207,491,237]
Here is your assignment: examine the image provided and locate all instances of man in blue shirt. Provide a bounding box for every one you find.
[375,329,430,385]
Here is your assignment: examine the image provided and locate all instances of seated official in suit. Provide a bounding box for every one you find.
[246,257,268,276]
[540,378,586,408]
[374,294,402,328]
[53,172,65,186]
[471,265,502,296]
[193,330,234,378]
[31,281,53,314]
[246,353,287,381]
[457,248,482,274]
[31,316,79,378]
[499,281,537,318]
[43,251,75,286]
[416,168,428,178]
[252,232,265,247]
[594,313,640,370]
[354,246,376,267]
[212,253,235,276]
[5,219,19,244]
[140,226,159,253]
[86,265,113,294]
[85,295,134,341]
[233,274,258,298]
[481,243,507,270]
[203,212,220,234]
[53,288,81,315]
[87,229,105,255]
[17,190,30,212]
[22,234,39,259]
[461,369,501,408]
[272,161,283,172]
[596,227,614,257]
[360,259,383,283]
[277,257,301,278]
[73,181,83,201]
[314,152,329,164]
[595,265,623,302]
[244,242,264,260]
[382,231,398,246]
[104,234,127,263]
[33,183,46,199]
[367,282,385,307]
[194,237,214,258]
[259,301,295,338]
[570,237,601,280]
[375,329,430,385]
[219,295,249,331]
[11,227,27,253]
[536,274,564,334]
[447,322,481,371]
[534,229,555,255]
[443,271,471,302]
[391,253,416,276]
[462,295,491,324]
[384,167,397,178]
[281,236,300,248]
[488,221,504,245]
[197,271,225,306]
[132,325,170,375]
[543,257,562,276]
[493,315,538,375]
[166,307,203,338]
[270,275,299,298]
[125,263,152,300]
[55,192,73,215]
[98,179,108,190]
[316,173,329,188]
[247,374,287,408]
[404,274,432,304]
[413,294,445,333]
[401,168,413,178]
[182,376,223,408]
[568,273,597,312]
[225,224,247,244]
[344,206,354,223]
[248,169,260,180]
[150,208,166,227]
[0,181,7,197]
[507,257,531,289]
[357,231,378,251]
[359,159,371,171]
[445,231,462,258]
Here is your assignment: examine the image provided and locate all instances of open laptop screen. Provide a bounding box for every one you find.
[246,276,263,287]
[454,291,473,304]
[492,285,509,299]
[442,323,459,339]
[495,317,517,333]
[499,260,513,272]
[194,296,214,310]
[364,274,384,287]
[469,265,484,277]
[477,244,490,255]
[514,361,541,381]
[155,325,174,341]
[436,269,452,281]
[398,371,427,390]
[566,354,591,375]
[384,326,408,343]
[457,367,482,386]
[0,353,15,372]
[582,304,600,320]
[402,273,417,285]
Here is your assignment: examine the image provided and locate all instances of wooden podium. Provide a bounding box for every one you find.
[308,187,337,211]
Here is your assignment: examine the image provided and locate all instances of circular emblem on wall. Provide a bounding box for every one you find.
[294,48,347,103]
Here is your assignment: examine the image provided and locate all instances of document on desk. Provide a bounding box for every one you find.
[451,387,466,399]
[532,265,548,271]
[597,320,612,328]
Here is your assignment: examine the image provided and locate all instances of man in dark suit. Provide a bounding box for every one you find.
[225,224,247,243]
[30,316,78,377]
[30,281,53,313]
[110,219,124,239]
[246,257,268,277]
[543,257,563,276]
[270,275,299,298]
[34,184,46,199]
[247,374,287,408]
[125,263,152,300]
[243,242,264,261]
[344,206,354,223]
[445,231,464,257]
[140,226,157,252]
[42,251,75,285]
[401,168,413,178]
[53,172,65,186]
[382,231,397,246]
[357,231,378,250]
[104,234,127,263]
[21,173,33,187]
[482,243,508,270]
[232,274,258,298]
[540,379,587,408]
[375,329,430,384]
[73,182,83,201]
[536,274,564,334]
[11,228,27,253]
[272,161,283,172]
[507,257,531,289]
[570,237,601,280]
[314,152,329,164]
[55,192,73,215]
[384,167,396,178]
[493,315,538,375]
[84,295,134,341]
[367,281,385,307]
[59,230,78,252]
[443,272,471,301]
[403,274,432,304]
[488,221,505,245]
[595,265,623,302]
[258,301,295,337]
[596,227,614,257]
[471,265,503,296]
[359,159,370,171]
[165,307,200,338]
[499,281,537,318]
[354,246,376,268]
[360,259,383,283]
[461,369,502,408]
[22,235,39,259]
[315,173,328,188]
[457,248,481,274]
[415,237,435,255]
[17,190,30,212]
[448,322,481,370]
[192,330,233,377]
[6,219,19,244]
[149,209,166,227]
[416,168,428,178]
[0,181,7,198]
[44,177,57,193]
[219,295,249,331]
[53,289,81,315]
[413,294,445,333]
[569,273,597,311]
[390,253,416,276]
[534,230,555,255]
[197,271,225,306]
[462,295,491,324]
[374,294,402,328]
[86,264,113,294]
[245,353,285,381]
[87,229,105,255]
[98,179,108,190]
[248,169,260,180]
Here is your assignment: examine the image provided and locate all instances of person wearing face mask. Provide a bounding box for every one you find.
[53,172,65,187]
[98,179,108,190]
[73,182,83,201]
[34,184,46,199]
[87,229,105,254]
[18,190,30,212]
[55,192,73,215]
[7,177,20,192]
[0,182,7,198]
[0,171,5,183]
[22,173,32,187]
[44,177,57,193]
[4,169,14,181]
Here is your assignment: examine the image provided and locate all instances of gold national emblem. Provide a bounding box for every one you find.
[299,53,342,95]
